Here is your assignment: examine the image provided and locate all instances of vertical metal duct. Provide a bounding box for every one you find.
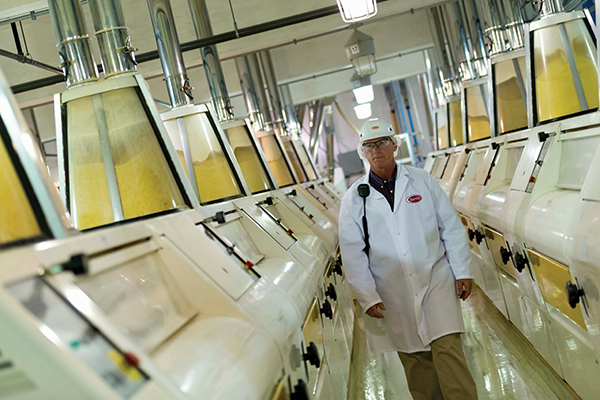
[280,84,301,139]
[235,53,271,132]
[48,0,98,86]
[442,2,477,81]
[308,100,323,160]
[88,0,137,76]
[147,0,193,109]
[188,0,233,122]
[499,0,525,50]
[477,0,507,55]
[429,7,460,96]
[322,104,335,182]
[461,0,488,77]
[259,50,286,134]
[540,0,564,17]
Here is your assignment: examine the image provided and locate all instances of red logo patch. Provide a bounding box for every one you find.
[406,195,422,204]
[372,126,379,129]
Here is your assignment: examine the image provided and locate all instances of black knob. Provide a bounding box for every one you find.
[467,228,475,242]
[475,230,484,245]
[491,142,500,150]
[265,196,274,205]
[62,254,88,275]
[320,299,333,320]
[538,131,549,142]
[303,341,320,368]
[325,283,337,301]
[333,260,343,276]
[514,252,528,273]
[213,211,226,224]
[566,281,585,309]
[500,246,512,265]
[291,379,309,400]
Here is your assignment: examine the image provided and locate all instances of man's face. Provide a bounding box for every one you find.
[363,136,397,170]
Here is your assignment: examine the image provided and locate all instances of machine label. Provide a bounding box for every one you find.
[406,195,422,204]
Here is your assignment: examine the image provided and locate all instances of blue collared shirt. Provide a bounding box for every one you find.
[369,165,398,211]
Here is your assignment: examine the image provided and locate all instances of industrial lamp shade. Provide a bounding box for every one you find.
[345,29,377,77]
[351,73,374,104]
[336,0,378,23]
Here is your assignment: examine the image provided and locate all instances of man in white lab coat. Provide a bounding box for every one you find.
[339,118,477,400]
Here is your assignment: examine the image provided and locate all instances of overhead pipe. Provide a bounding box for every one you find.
[259,50,286,134]
[430,7,461,96]
[235,53,270,132]
[0,48,64,75]
[147,0,193,109]
[88,0,137,77]
[476,0,507,55]
[442,2,477,81]
[308,100,323,160]
[188,0,234,122]
[47,0,98,87]
[323,105,335,182]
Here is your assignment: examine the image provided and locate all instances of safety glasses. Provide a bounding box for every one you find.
[362,137,393,151]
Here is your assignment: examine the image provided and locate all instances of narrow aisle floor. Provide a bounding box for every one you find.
[347,288,578,400]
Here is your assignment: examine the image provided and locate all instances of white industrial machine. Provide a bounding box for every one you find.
[425,2,600,398]
[3,0,356,399]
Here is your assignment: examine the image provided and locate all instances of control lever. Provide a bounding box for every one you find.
[291,379,309,400]
[320,299,333,320]
[566,281,585,309]
[500,246,512,265]
[325,283,337,301]
[302,342,320,368]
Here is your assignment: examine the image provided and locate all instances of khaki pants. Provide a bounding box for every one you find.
[397,333,477,400]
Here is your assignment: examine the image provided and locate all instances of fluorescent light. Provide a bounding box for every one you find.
[337,0,378,23]
[354,103,372,119]
[353,85,374,104]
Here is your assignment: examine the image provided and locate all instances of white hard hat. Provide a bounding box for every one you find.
[359,118,394,143]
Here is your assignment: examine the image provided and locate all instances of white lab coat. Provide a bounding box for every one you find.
[339,164,472,353]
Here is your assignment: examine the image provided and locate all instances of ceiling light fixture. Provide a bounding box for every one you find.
[351,73,374,104]
[345,29,377,77]
[336,0,378,23]
[354,103,372,119]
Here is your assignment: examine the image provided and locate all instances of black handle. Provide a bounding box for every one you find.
[303,341,320,368]
[325,283,337,301]
[475,230,484,245]
[566,281,585,309]
[514,252,528,273]
[500,246,512,265]
[467,228,475,242]
[290,379,309,400]
[320,299,333,320]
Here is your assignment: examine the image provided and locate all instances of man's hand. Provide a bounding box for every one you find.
[456,279,473,301]
[366,302,386,319]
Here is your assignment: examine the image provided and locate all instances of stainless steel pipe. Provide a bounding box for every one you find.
[259,50,286,134]
[88,0,137,76]
[280,84,301,139]
[540,0,564,17]
[47,0,98,86]
[188,0,233,122]
[235,54,269,131]
[147,0,193,108]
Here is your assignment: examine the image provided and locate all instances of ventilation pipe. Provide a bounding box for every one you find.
[259,50,286,134]
[48,0,98,86]
[461,0,488,77]
[188,0,234,122]
[88,0,137,76]
[235,53,271,132]
[441,2,478,81]
[147,0,193,108]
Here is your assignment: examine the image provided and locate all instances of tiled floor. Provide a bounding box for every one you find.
[347,287,578,400]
